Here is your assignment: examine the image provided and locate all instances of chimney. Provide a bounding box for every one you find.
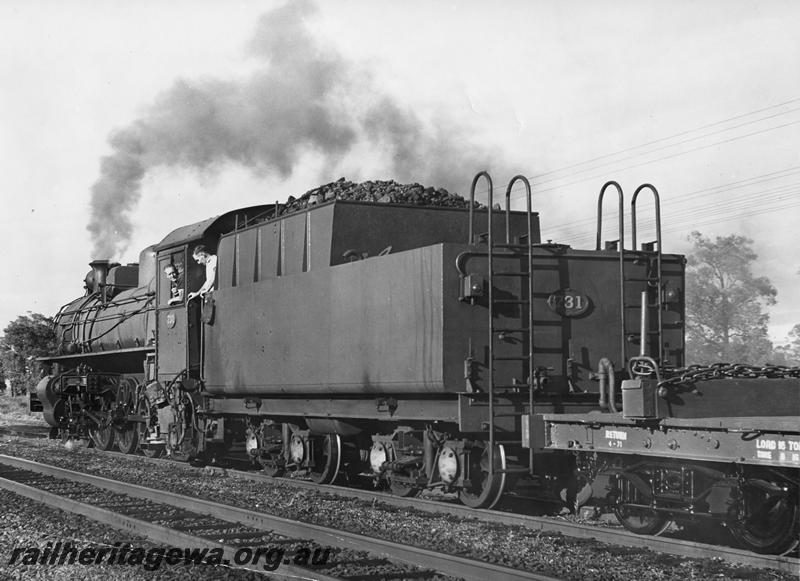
[89,259,111,302]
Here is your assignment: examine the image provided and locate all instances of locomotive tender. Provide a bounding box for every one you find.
[34,172,798,554]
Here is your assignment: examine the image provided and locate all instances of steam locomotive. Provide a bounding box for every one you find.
[34,172,799,554]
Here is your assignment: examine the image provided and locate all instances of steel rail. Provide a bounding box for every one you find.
[0,466,337,581]
[0,454,560,581]
[90,449,800,574]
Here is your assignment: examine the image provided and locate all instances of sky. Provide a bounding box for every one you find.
[0,0,798,345]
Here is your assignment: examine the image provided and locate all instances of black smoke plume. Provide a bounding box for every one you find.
[88,0,502,258]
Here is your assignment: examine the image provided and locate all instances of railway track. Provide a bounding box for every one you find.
[0,454,559,581]
[3,435,799,577]
[97,448,799,574]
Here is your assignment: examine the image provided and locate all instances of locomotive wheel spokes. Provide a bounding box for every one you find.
[89,396,115,451]
[308,434,341,484]
[116,426,138,455]
[115,378,139,455]
[167,396,198,463]
[89,424,115,451]
[729,478,800,555]
[138,396,164,458]
[459,443,507,509]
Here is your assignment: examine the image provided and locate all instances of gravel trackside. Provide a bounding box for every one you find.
[0,436,794,581]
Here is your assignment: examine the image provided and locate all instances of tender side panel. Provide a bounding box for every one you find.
[215,202,540,285]
[203,245,445,395]
[451,248,685,395]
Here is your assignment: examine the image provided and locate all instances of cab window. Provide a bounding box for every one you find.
[158,252,186,307]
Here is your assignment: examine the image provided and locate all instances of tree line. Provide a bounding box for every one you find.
[685,231,799,366]
[1,231,798,396]
[0,313,56,396]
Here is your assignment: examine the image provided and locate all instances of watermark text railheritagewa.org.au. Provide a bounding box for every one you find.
[7,541,332,572]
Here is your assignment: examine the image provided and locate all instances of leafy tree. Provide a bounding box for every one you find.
[685,232,776,365]
[771,324,800,366]
[0,313,56,396]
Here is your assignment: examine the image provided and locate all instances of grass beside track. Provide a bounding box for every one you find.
[0,393,44,426]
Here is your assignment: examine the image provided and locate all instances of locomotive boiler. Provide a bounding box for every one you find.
[32,172,798,555]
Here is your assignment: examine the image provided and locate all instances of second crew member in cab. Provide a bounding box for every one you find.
[187,245,217,300]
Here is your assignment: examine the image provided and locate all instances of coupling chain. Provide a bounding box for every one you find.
[657,362,800,392]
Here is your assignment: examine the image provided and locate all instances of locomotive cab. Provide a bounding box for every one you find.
[152,205,275,386]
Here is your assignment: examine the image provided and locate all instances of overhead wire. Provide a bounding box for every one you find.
[455,96,800,244]
[528,106,800,191]
[542,170,800,236]
[557,186,800,247]
[514,117,800,200]
[454,97,800,206]
[528,96,800,182]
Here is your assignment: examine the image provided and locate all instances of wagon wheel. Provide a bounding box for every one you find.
[612,470,671,535]
[308,434,341,484]
[729,478,800,555]
[613,504,671,535]
[89,396,115,451]
[138,395,164,458]
[459,443,507,509]
[115,378,139,455]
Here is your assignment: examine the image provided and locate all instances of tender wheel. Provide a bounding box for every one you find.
[308,434,341,484]
[253,423,286,477]
[260,462,285,477]
[459,443,507,509]
[388,478,419,497]
[729,478,800,554]
[115,378,139,455]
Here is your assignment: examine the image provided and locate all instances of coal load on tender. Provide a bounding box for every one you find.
[277,177,483,217]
